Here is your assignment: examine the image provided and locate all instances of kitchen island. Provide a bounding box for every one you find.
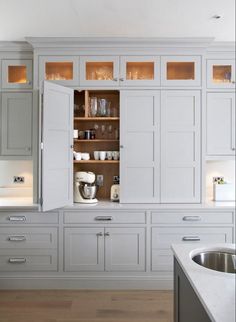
[172,244,236,322]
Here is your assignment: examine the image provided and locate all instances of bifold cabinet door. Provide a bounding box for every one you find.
[207,93,235,156]
[1,92,32,156]
[64,228,105,272]
[120,90,161,203]
[41,81,73,211]
[161,91,201,203]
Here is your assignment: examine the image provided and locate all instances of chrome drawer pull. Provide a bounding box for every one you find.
[8,236,26,242]
[95,216,113,221]
[8,216,26,222]
[8,258,26,264]
[182,236,201,242]
[182,216,201,222]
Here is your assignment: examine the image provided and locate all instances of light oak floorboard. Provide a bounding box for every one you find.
[0,290,173,322]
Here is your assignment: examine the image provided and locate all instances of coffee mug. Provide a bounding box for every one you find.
[81,153,90,160]
[112,151,119,160]
[99,151,106,161]
[73,130,78,139]
[106,151,113,160]
[94,151,99,160]
[75,152,82,161]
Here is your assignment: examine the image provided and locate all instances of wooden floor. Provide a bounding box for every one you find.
[0,290,173,322]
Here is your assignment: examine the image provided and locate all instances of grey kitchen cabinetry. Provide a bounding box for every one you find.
[206,92,235,156]
[161,56,201,87]
[0,211,59,272]
[38,56,79,86]
[151,210,234,272]
[207,59,235,89]
[161,90,201,203]
[0,92,32,156]
[120,90,161,203]
[64,227,145,272]
[1,59,33,89]
[174,258,211,322]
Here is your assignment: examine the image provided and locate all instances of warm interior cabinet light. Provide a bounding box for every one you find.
[45,62,73,80]
[167,62,195,80]
[86,62,114,80]
[213,65,232,83]
[8,66,27,83]
[126,62,154,80]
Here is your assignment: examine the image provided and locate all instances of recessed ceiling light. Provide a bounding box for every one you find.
[212,15,222,19]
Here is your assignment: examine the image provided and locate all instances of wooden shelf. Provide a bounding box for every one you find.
[74,160,119,164]
[74,117,119,121]
[74,139,119,143]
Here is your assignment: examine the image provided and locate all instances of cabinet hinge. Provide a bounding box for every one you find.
[40,142,44,150]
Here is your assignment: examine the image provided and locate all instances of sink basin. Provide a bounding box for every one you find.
[192,251,236,274]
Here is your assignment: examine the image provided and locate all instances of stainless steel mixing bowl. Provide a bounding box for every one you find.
[79,183,98,199]
[192,251,236,274]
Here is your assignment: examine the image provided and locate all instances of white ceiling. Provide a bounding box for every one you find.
[0,0,235,41]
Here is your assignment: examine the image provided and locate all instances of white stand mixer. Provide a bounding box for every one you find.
[74,171,98,204]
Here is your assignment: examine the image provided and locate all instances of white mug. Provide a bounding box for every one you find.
[112,151,119,160]
[99,151,106,161]
[94,151,100,160]
[75,152,82,161]
[73,130,79,139]
[81,153,90,160]
[106,151,113,160]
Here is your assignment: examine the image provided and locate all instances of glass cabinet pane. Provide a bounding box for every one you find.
[45,62,73,81]
[86,62,114,80]
[212,65,232,83]
[8,65,27,83]
[167,62,195,80]
[126,62,154,80]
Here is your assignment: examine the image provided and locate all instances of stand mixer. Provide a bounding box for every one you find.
[74,171,98,203]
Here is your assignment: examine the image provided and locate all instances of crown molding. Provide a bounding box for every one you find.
[0,41,33,52]
[206,41,236,53]
[25,37,215,49]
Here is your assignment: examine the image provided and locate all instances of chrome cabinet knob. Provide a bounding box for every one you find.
[119,78,124,81]
[96,232,103,237]
[113,78,118,82]
[104,232,110,237]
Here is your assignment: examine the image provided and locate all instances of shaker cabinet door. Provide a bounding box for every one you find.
[120,90,161,203]
[105,228,145,272]
[41,81,73,211]
[206,92,235,156]
[64,228,105,272]
[161,90,201,203]
[1,92,32,156]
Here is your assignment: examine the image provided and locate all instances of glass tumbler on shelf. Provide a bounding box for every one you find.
[98,99,111,117]
[89,97,98,117]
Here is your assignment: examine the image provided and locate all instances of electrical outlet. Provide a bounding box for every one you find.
[96,175,104,187]
[13,176,25,184]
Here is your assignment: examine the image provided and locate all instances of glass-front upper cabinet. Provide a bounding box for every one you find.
[39,56,79,86]
[80,56,119,86]
[207,59,235,89]
[1,59,33,89]
[120,56,160,86]
[161,56,201,86]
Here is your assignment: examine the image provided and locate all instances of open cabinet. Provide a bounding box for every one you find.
[41,82,120,211]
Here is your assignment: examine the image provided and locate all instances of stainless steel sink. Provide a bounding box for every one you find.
[192,251,236,274]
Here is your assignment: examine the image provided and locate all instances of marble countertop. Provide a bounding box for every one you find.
[0,197,235,210]
[172,243,236,322]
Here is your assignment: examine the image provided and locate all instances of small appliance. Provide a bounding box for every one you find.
[110,176,120,202]
[74,171,98,203]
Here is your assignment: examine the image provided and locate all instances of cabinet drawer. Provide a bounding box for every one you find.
[151,227,233,271]
[0,212,59,224]
[151,212,234,225]
[0,249,58,272]
[0,227,57,249]
[152,227,233,248]
[64,211,146,224]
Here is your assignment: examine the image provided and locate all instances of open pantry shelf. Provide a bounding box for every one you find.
[74,160,119,164]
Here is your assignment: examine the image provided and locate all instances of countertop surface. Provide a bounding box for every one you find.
[172,243,236,322]
[0,197,235,210]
